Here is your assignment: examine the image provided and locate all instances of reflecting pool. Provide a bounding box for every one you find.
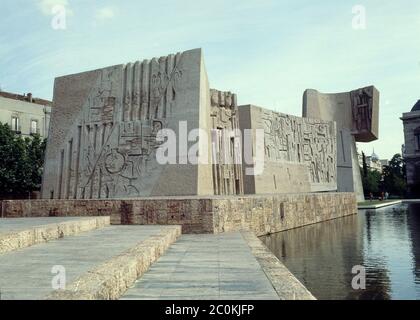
[261,203,420,300]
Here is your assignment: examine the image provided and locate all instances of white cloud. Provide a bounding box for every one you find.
[95,6,117,20]
[36,0,72,16]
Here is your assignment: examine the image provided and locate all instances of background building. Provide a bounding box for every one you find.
[358,150,386,174]
[0,91,52,138]
[401,100,420,197]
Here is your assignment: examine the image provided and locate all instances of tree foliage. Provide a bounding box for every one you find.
[361,167,382,195]
[361,153,407,198]
[0,123,46,199]
[382,154,406,197]
[362,151,368,178]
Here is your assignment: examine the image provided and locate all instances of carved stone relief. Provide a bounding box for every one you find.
[351,87,373,134]
[210,89,243,195]
[261,110,337,185]
[54,52,185,199]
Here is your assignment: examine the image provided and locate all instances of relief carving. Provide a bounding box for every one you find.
[55,52,185,199]
[351,87,373,133]
[262,110,336,185]
[210,89,243,195]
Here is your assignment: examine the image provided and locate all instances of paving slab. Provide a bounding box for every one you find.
[0,217,110,254]
[0,217,98,234]
[0,225,171,300]
[121,232,281,300]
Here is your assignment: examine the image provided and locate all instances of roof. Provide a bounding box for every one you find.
[0,90,52,106]
[411,100,420,112]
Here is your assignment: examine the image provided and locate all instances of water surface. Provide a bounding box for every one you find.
[261,203,420,300]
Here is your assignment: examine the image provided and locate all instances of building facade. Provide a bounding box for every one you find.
[0,91,52,138]
[401,100,420,197]
[357,150,385,174]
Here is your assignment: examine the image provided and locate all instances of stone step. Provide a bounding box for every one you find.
[0,217,110,254]
[0,225,181,300]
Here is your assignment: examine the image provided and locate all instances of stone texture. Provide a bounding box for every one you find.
[239,105,337,194]
[212,193,357,236]
[210,89,243,195]
[0,216,109,254]
[1,199,119,218]
[42,48,215,199]
[1,193,356,236]
[303,86,380,201]
[241,231,316,300]
[46,225,181,300]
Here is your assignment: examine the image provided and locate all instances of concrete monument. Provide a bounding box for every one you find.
[42,49,217,199]
[42,48,343,200]
[239,105,337,194]
[303,86,380,201]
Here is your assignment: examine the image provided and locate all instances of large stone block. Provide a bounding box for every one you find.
[239,105,337,194]
[303,86,380,201]
[42,49,214,199]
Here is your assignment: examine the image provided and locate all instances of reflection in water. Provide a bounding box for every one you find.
[408,204,420,287]
[261,204,420,300]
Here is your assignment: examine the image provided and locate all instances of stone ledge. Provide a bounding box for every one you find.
[0,217,110,255]
[46,225,182,300]
[1,193,357,236]
[241,231,316,300]
[358,200,402,209]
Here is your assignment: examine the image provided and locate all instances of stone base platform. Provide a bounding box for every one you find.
[1,193,357,236]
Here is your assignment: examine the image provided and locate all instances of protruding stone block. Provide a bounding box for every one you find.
[303,86,380,201]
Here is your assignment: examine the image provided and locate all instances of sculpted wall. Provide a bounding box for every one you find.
[42,49,214,199]
[239,105,337,194]
[303,86,379,201]
[42,47,354,200]
[210,89,243,195]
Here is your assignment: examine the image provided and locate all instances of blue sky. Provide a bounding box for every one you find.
[1,0,419,159]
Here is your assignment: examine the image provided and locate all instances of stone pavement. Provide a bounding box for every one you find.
[0,217,95,234]
[121,232,281,300]
[0,225,170,300]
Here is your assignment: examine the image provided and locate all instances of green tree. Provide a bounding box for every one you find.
[382,154,407,197]
[362,151,368,178]
[0,123,46,199]
[361,168,382,195]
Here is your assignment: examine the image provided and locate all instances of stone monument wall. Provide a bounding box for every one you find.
[303,86,379,201]
[210,89,243,195]
[42,49,214,199]
[239,105,337,195]
[41,47,365,201]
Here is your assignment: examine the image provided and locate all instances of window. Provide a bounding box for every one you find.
[11,116,20,132]
[415,127,420,150]
[416,133,420,150]
[31,120,38,135]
